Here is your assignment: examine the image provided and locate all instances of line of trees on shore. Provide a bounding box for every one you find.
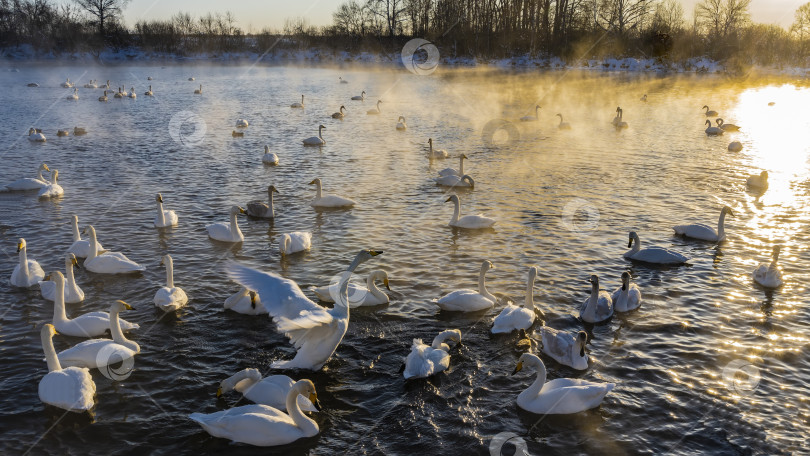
[2,0,810,68]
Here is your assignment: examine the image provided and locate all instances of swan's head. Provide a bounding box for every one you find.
[309,178,322,186]
[721,206,735,217]
[44,270,65,286]
[267,185,279,194]
[355,249,384,264]
[230,206,246,216]
[772,245,781,259]
[442,329,462,343]
[279,233,291,256]
[702,105,709,111]
[398,116,405,122]
[292,379,321,411]
[249,291,258,308]
[460,175,475,188]
[512,353,542,375]
[67,253,79,267]
[28,128,34,135]
[16,238,26,252]
[705,119,711,127]
[318,124,326,131]
[156,193,164,203]
[621,271,631,290]
[43,323,58,337]
[445,194,460,204]
[428,138,433,146]
[588,274,600,288]
[159,254,172,267]
[716,118,724,125]
[577,331,588,357]
[528,265,539,281]
[556,113,563,118]
[82,225,96,238]
[40,163,50,172]
[218,368,262,396]
[460,154,467,160]
[760,170,769,180]
[481,260,495,271]
[628,231,639,248]
[264,145,270,153]
[71,214,78,225]
[361,90,366,96]
[112,300,134,312]
[340,105,346,111]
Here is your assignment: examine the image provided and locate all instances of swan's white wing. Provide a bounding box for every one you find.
[38,367,96,411]
[227,263,333,331]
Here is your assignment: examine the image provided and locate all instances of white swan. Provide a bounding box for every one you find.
[247,185,278,218]
[331,105,346,119]
[279,232,312,256]
[512,353,614,414]
[128,87,136,99]
[445,194,495,229]
[98,90,108,102]
[366,100,382,115]
[39,324,96,412]
[624,231,689,265]
[728,141,743,152]
[38,169,63,199]
[313,270,390,307]
[206,206,246,243]
[438,154,466,177]
[83,226,146,274]
[611,107,620,126]
[640,94,647,102]
[189,77,195,81]
[705,119,723,136]
[436,260,496,311]
[39,254,84,303]
[45,271,138,337]
[302,125,326,146]
[113,87,124,98]
[291,94,305,108]
[611,271,642,312]
[616,108,628,128]
[154,254,189,312]
[702,105,718,117]
[145,85,153,96]
[67,88,79,100]
[520,105,540,122]
[556,113,571,130]
[428,138,448,159]
[194,84,202,94]
[226,249,383,370]
[57,300,140,370]
[716,118,740,131]
[28,128,46,142]
[339,76,348,84]
[579,274,613,323]
[67,215,104,259]
[435,174,474,188]
[396,116,407,130]
[746,171,768,189]
[84,80,97,89]
[6,163,50,191]
[61,78,73,88]
[673,205,734,242]
[403,329,461,379]
[189,379,321,447]
[262,146,279,165]
[235,119,249,128]
[309,178,356,208]
[10,238,45,288]
[539,327,588,370]
[224,287,266,315]
[154,193,178,228]
[753,245,783,288]
[217,369,317,412]
[351,90,365,101]
[492,266,539,334]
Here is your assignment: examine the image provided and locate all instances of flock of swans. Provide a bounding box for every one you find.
[7,76,786,448]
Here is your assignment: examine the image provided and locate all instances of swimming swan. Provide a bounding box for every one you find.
[309,178,356,208]
[539,328,588,370]
[194,85,202,94]
[224,287,266,315]
[67,215,104,259]
[445,194,495,229]
[38,169,63,199]
[436,260,496,311]
[746,171,768,189]
[279,232,312,256]
[491,266,539,334]
[579,274,613,323]
[28,128,46,142]
[702,105,718,117]
[154,193,178,228]
[435,174,474,188]
[351,90,366,101]
[396,116,407,130]
[716,118,740,131]
[5,163,50,191]
[428,138,448,159]
[226,249,383,370]
[624,231,689,265]
[217,368,317,412]
[154,254,189,312]
[246,185,278,218]
[511,353,614,414]
[189,379,321,447]
[39,324,96,412]
[82,226,146,274]
[262,146,279,165]
[291,94,305,108]
[438,154,466,177]
[673,205,734,242]
[611,271,642,312]
[10,238,45,288]
[403,329,461,379]
[39,254,84,303]
[331,106,346,119]
[313,270,390,307]
[145,85,153,96]
[753,245,783,288]
[556,113,571,130]
[520,105,540,122]
[367,100,382,115]
[235,119,249,128]
[705,119,723,136]
[206,206,246,243]
[67,88,78,100]
[302,125,326,146]
[57,300,140,370]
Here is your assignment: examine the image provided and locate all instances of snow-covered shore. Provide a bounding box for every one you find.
[2,44,809,76]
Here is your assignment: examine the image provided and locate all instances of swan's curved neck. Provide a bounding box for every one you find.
[268,190,275,217]
[717,210,728,238]
[65,259,76,289]
[520,361,547,402]
[318,127,324,139]
[52,277,68,323]
[524,272,536,310]
[37,167,47,182]
[227,369,260,392]
[286,387,318,436]
[165,258,175,288]
[431,332,455,349]
[87,230,99,259]
[229,211,242,240]
[18,245,29,282]
[110,308,137,351]
[629,233,640,255]
[583,283,600,321]
[367,273,386,301]
[157,200,166,226]
[71,219,81,243]
[459,156,465,175]
[41,330,62,372]
[449,198,460,224]
[478,264,495,302]
[282,236,291,254]
[314,181,323,199]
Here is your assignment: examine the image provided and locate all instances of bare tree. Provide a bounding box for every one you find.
[366,0,407,36]
[695,0,750,38]
[594,0,657,37]
[791,2,810,56]
[651,0,684,33]
[72,0,129,36]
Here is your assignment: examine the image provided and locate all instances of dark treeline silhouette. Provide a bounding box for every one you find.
[1,0,809,69]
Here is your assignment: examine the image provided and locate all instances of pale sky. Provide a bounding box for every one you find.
[110,0,801,30]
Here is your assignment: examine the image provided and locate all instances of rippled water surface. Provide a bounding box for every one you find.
[0,64,808,455]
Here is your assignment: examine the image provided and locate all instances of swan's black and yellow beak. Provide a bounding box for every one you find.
[369,250,383,256]
[216,387,223,398]
[71,256,79,267]
[384,278,391,291]
[445,197,452,202]
[309,392,321,411]
[117,300,133,310]
[511,361,523,376]
[238,207,246,214]
[308,180,317,185]
[250,291,257,308]
[44,273,52,281]
[627,237,633,248]
[16,242,22,253]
